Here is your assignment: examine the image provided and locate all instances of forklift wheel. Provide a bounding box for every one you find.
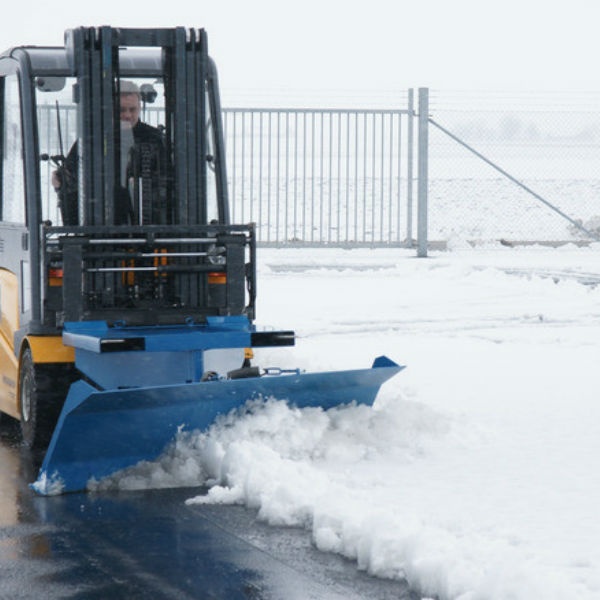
[19,349,74,449]
[19,348,62,449]
[19,348,41,448]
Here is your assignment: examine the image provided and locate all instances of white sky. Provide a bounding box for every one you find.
[4,0,600,104]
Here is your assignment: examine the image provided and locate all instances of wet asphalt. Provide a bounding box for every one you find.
[0,420,421,600]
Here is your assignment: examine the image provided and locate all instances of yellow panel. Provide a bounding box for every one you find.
[0,269,19,345]
[0,270,19,417]
[0,333,18,419]
[27,336,75,364]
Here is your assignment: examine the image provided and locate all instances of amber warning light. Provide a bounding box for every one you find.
[208,272,227,285]
[48,267,63,287]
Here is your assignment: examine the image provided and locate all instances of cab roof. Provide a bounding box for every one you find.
[3,46,164,77]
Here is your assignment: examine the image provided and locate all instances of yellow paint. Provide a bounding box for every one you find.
[0,270,74,419]
[0,269,19,418]
[0,333,18,419]
[27,336,74,363]
[0,269,19,343]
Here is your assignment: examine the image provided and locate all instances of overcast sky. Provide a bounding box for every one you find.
[3,0,599,104]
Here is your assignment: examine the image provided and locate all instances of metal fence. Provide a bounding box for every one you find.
[37,90,600,250]
[223,91,600,250]
[223,104,415,246]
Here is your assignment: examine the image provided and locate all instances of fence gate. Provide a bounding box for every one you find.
[223,100,416,247]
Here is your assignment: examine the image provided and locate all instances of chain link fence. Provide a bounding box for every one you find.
[425,91,600,247]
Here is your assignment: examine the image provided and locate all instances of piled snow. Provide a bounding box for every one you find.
[31,470,65,496]
[95,243,600,600]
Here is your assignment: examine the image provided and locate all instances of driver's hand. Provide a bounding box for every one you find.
[52,169,62,190]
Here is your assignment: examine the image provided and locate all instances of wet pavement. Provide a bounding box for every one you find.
[0,421,420,599]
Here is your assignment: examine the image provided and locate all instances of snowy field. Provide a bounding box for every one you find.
[95,243,600,600]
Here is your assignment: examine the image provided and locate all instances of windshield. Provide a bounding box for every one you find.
[36,74,220,225]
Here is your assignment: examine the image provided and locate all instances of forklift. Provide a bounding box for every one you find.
[0,27,401,494]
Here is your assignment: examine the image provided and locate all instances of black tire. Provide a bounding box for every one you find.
[19,348,72,450]
[19,348,42,448]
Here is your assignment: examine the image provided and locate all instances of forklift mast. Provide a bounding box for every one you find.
[67,27,229,227]
[1,27,256,337]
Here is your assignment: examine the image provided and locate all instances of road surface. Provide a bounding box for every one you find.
[0,422,419,599]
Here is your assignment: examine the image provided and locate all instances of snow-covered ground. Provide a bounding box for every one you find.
[95,243,600,600]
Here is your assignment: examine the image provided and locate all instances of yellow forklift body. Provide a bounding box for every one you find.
[0,270,19,418]
[0,270,74,419]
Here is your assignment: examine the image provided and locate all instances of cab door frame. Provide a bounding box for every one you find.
[3,50,46,319]
[0,57,28,415]
[0,51,44,417]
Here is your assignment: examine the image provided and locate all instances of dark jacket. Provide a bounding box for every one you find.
[57,120,166,225]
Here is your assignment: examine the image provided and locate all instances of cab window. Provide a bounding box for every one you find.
[0,74,26,224]
[35,76,77,224]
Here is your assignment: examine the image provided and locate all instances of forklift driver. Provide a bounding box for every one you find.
[52,80,166,225]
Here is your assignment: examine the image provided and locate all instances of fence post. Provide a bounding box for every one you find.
[417,88,429,257]
[406,89,414,244]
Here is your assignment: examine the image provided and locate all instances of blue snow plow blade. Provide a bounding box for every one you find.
[33,355,403,495]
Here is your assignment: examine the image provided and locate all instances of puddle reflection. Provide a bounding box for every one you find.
[0,422,52,561]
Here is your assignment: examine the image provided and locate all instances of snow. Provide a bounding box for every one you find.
[93,242,600,600]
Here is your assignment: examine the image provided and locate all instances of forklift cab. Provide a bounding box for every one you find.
[29,35,227,228]
[0,27,255,339]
